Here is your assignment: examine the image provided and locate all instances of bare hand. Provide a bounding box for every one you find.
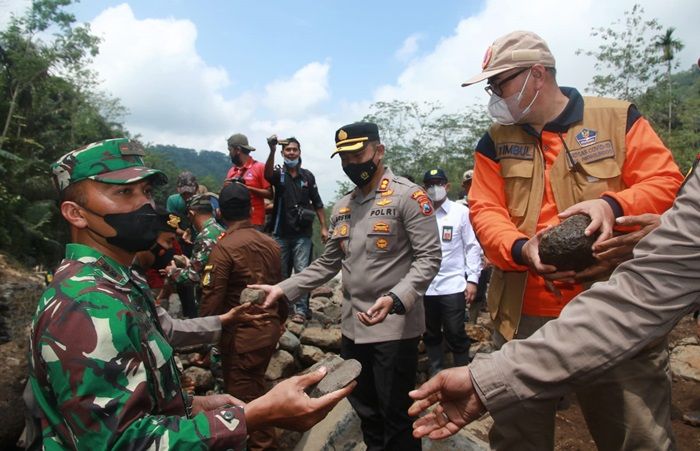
[357,296,393,326]
[191,394,245,415]
[464,283,477,304]
[219,302,274,327]
[248,283,284,309]
[320,227,330,243]
[593,213,661,261]
[520,228,558,275]
[245,367,356,432]
[558,198,615,246]
[267,134,278,151]
[409,367,486,440]
[182,228,193,244]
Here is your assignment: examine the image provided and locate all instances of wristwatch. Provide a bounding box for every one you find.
[385,292,406,315]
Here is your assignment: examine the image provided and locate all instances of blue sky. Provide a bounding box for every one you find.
[2,0,698,200]
[70,1,484,103]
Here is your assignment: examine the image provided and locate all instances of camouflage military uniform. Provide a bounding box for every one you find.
[28,243,247,450]
[169,217,224,285]
[30,138,248,450]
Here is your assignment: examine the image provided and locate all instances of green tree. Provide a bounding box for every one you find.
[362,100,490,198]
[654,27,684,134]
[576,3,663,101]
[0,0,125,266]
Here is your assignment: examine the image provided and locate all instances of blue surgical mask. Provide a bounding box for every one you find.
[284,158,299,168]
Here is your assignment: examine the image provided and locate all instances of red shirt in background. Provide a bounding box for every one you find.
[226,157,271,226]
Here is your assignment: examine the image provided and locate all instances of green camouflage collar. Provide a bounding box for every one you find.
[65,243,131,286]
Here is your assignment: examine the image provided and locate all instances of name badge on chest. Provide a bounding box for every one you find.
[442,226,453,242]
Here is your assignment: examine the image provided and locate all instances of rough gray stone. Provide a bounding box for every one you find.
[183,366,214,392]
[279,330,301,354]
[240,287,265,305]
[286,321,305,337]
[539,214,598,271]
[319,303,342,324]
[670,343,700,382]
[265,349,296,380]
[300,327,342,351]
[308,359,361,398]
[299,345,327,367]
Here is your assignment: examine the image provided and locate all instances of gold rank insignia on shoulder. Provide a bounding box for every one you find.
[335,223,349,237]
[373,222,390,233]
[376,198,392,207]
[339,207,351,214]
[375,238,388,249]
[202,271,211,286]
[411,190,427,199]
[378,178,390,191]
[338,129,348,141]
[380,189,393,197]
[204,264,213,271]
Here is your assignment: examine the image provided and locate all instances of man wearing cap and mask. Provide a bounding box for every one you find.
[200,182,287,450]
[252,122,441,450]
[427,30,683,449]
[264,135,328,324]
[226,133,272,229]
[28,138,355,450]
[421,168,482,376]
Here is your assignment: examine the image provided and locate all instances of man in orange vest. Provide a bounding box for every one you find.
[462,30,683,450]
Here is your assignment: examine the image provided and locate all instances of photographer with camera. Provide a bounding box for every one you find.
[265,134,328,323]
[225,133,272,230]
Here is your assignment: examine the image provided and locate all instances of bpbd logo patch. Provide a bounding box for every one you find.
[575,128,597,147]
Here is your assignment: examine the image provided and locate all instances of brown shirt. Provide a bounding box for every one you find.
[200,220,284,335]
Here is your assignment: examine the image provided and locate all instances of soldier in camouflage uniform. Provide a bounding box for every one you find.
[164,192,224,287]
[29,138,355,450]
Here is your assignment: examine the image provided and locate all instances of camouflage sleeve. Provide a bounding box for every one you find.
[31,290,247,450]
[171,237,214,285]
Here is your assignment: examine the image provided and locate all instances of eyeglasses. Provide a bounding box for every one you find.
[485,67,530,97]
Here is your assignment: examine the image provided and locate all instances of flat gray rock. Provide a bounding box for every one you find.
[240,287,266,305]
[302,355,362,398]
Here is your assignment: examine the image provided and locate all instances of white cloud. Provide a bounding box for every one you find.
[263,61,331,117]
[374,0,700,112]
[90,4,255,149]
[395,33,422,61]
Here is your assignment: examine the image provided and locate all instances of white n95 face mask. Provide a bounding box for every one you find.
[487,70,539,125]
[426,185,447,203]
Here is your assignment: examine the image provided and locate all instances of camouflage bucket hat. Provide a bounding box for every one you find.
[51,138,167,192]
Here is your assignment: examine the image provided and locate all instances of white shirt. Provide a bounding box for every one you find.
[426,198,483,295]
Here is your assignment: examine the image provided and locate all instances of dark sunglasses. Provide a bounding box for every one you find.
[485,67,530,97]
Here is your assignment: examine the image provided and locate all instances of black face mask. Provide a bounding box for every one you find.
[343,150,378,187]
[231,153,242,166]
[82,203,160,252]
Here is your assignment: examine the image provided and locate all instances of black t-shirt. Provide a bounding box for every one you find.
[268,166,324,238]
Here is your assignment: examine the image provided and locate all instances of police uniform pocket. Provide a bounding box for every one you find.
[573,158,622,200]
[366,219,397,256]
[500,159,534,218]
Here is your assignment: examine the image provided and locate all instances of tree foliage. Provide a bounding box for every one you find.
[576,4,664,101]
[361,100,490,199]
[0,0,125,266]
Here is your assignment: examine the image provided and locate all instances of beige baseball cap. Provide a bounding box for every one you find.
[461,31,556,87]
